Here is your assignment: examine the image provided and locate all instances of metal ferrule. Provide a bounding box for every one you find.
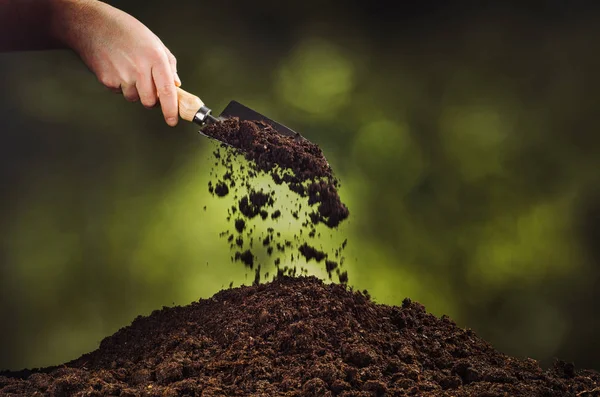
[193,105,212,125]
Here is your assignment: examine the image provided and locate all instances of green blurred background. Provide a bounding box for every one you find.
[2,0,600,372]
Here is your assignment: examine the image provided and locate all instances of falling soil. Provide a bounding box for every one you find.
[203,119,350,283]
[214,181,229,197]
[299,243,328,263]
[234,219,245,233]
[2,276,598,396]
[238,190,274,219]
[203,118,349,228]
[234,250,254,268]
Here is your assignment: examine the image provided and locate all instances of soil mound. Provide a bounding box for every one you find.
[1,276,598,396]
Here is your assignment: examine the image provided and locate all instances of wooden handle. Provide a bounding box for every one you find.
[177,87,204,122]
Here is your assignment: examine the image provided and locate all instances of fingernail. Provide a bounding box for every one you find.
[167,117,178,126]
[174,72,182,87]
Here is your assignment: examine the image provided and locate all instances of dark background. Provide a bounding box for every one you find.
[1,0,600,372]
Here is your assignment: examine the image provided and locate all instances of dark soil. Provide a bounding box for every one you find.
[214,181,229,197]
[238,190,274,219]
[204,119,350,284]
[203,118,349,228]
[2,276,598,396]
[234,250,254,269]
[299,243,327,263]
[234,219,245,233]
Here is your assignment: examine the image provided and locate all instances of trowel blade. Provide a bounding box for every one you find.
[218,101,300,138]
[198,100,302,142]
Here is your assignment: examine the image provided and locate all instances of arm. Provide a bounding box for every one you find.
[0,0,65,51]
[0,0,181,126]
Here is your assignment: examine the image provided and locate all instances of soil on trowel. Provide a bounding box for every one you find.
[203,118,349,228]
[1,276,598,396]
[203,119,350,284]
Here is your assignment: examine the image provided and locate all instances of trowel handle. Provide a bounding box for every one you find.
[177,87,212,125]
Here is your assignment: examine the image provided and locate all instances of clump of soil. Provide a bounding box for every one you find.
[214,181,229,197]
[299,243,327,263]
[234,219,245,233]
[203,118,349,228]
[203,119,350,283]
[234,250,254,268]
[2,276,598,396]
[238,190,274,219]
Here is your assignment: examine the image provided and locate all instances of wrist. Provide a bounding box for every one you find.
[48,0,95,52]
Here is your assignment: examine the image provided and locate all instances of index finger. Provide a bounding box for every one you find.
[152,57,179,127]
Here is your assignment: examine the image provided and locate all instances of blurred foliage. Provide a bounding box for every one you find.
[1,0,600,373]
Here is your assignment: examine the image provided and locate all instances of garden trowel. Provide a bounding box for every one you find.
[176,87,301,141]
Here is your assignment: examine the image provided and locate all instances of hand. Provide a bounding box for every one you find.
[53,0,181,126]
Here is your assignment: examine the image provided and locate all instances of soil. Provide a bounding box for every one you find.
[204,119,350,284]
[214,182,229,197]
[238,190,274,219]
[299,243,327,263]
[1,276,598,396]
[203,119,349,228]
[234,250,254,269]
[234,219,245,233]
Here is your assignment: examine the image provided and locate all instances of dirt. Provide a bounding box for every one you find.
[214,181,229,197]
[238,190,274,219]
[203,118,349,228]
[2,276,598,396]
[299,243,327,263]
[203,119,350,284]
[234,219,245,233]
[234,250,254,269]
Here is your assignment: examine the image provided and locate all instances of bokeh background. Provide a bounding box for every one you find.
[1,0,600,372]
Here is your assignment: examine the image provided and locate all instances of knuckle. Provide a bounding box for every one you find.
[149,45,165,60]
[143,101,156,109]
[141,95,157,108]
[97,74,114,88]
[158,82,175,95]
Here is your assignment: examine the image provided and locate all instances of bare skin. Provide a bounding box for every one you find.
[0,0,181,126]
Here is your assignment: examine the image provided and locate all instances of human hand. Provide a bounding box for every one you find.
[53,0,181,126]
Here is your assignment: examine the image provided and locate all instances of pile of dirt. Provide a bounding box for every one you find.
[1,276,598,396]
[203,118,350,283]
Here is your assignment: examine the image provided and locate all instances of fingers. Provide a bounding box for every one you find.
[165,47,181,87]
[152,57,179,127]
[136,69,158,109]
[120,83,139,102]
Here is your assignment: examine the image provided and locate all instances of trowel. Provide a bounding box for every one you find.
[176,87,300,141]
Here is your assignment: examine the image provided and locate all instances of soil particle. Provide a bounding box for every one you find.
[299,243,327,262]
[338,271,348,284]
[234,219,245,233]
[238,190,274,219]
[214,181,229,197]
[307,179,349,227]
[2,277,598,396]
[234,250,254,268]
[325,260,338,273]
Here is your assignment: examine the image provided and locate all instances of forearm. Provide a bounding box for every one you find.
[0,0,90,52]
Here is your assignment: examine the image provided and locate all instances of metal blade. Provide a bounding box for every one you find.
[218,101,301,138]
